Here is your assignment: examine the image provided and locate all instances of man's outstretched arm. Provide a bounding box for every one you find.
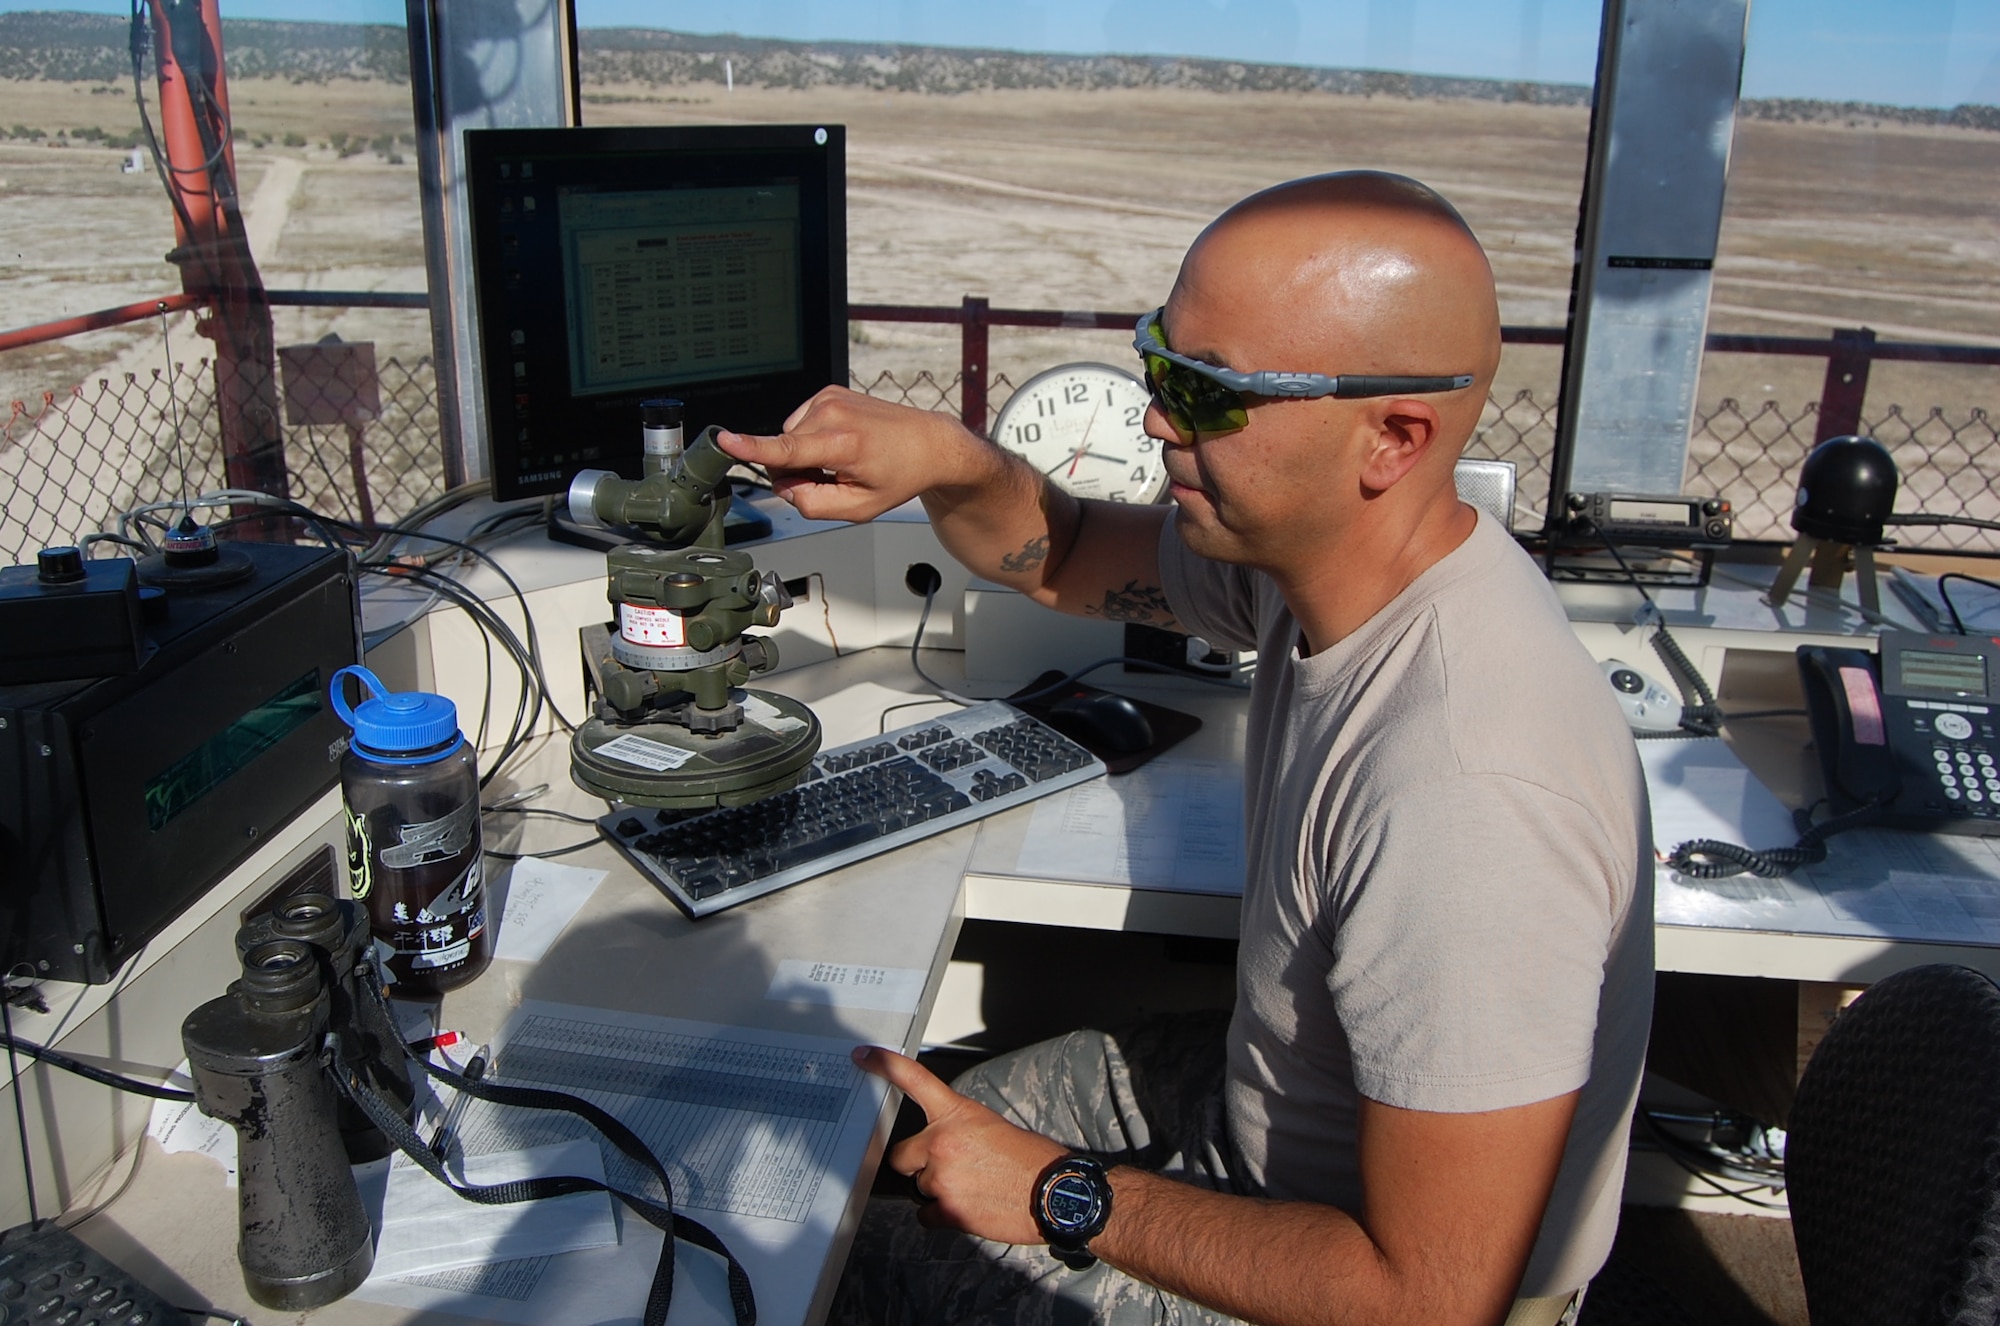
[857,1045,1577,1326]
[718,387,1180,630]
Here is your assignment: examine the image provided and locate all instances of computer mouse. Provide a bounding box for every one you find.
[1048,691,1155,756]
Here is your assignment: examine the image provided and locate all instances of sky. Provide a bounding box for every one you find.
[5,0,1997,108]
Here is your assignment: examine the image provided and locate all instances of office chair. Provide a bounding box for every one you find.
[1786,963,2000,1326]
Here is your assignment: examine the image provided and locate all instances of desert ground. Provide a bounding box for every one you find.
[0,75,1995,550]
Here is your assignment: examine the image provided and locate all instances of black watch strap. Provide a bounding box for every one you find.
[1032,1154,1116,1269]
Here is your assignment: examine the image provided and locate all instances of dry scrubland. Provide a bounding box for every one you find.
[0,75,1994,478]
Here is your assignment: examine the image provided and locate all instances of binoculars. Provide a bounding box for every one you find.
[181,893,418,1310]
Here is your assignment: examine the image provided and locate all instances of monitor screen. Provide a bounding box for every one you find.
[465,124,847,500]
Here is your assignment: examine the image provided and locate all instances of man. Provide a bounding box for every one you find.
[719,171,1652,1326]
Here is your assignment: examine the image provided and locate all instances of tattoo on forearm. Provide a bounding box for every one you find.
[999,535,1049,574]
[1086,581,1173,624]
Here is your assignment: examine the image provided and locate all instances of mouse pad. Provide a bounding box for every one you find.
[1007,671,1203,774]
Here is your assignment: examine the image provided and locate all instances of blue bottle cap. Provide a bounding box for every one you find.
[330,665,463,762]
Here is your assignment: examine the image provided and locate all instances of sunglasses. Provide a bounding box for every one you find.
[1133,308,1476,436]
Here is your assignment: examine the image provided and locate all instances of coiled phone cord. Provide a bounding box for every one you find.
[1664,796,1888,879]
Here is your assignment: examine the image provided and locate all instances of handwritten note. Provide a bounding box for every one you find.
[767,959,927,1013]
[492,858,609,963]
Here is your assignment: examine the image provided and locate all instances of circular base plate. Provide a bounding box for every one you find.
[570,689,822,810]
[137,546,257,590]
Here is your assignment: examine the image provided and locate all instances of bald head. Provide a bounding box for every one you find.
[1169,171,1501,451]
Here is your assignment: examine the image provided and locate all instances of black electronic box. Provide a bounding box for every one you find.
[1,542,359,983]
[1559,491,1733,546]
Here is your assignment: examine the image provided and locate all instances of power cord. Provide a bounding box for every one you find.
[1936,572,2000,636]
[1663,797,1887,879]
[1582,525,1721,739]
[1581,522,1886,878]
[900,562,1255,710]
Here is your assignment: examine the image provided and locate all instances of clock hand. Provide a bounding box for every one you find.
[1067,401,1105,479]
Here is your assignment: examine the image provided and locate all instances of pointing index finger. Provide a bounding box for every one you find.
[852,1044,960,1118]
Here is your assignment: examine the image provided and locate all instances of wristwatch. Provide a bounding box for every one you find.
[1032,1154,1116,1269]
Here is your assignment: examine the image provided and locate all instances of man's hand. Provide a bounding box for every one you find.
[717,387,1000,524]
[853,1044,1067,1244]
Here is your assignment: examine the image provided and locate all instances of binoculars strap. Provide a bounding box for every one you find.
[334,1041,759,1326]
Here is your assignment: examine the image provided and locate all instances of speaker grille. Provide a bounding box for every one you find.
[1453,458,1517,529]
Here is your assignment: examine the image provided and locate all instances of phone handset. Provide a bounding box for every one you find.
[1797,645,1903,811]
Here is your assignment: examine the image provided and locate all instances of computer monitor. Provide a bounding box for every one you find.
[464,124,848,501]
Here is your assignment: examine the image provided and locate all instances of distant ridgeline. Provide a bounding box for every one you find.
[0,10,1992,130]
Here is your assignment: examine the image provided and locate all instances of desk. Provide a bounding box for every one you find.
[5,654,982,1325]
[12,501,1998,1299]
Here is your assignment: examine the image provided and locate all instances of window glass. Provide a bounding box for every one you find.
[1695,0,2000,548]
[575,0,1602,525]
[0,2,430,556]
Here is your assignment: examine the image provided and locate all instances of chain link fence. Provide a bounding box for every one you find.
[2,353,447,562]
[3,336,1997,564]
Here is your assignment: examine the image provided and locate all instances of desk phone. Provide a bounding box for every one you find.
[1799,630,2000,836]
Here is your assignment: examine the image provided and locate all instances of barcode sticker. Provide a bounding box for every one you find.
[595,733,696,771]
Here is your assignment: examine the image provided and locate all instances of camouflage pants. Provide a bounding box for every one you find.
[828,1010,1250,1326]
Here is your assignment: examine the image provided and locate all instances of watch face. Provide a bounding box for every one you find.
[991,363,1165,503]
[1045,1172,1105,1232]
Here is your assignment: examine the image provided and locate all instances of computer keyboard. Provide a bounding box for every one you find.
[601,701,1106,917]
[0,1221,183,1325]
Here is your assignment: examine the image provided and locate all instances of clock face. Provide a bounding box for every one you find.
[991,363,1166,503]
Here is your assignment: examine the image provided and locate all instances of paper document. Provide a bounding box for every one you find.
[367,1139,618,1281]
[767,959,927,1013]
[1013,756,1245,893]
[350,1000,889,1326]
[1644,738,2000,944]
[147,1063,235,1185]
[493,857,609,962]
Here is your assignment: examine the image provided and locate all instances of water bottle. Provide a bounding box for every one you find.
[329,665,491,997]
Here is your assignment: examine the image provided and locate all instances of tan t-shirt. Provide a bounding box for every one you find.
[1158,508,1653,1298]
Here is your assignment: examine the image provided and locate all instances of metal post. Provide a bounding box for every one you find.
[406,0,580,489]
[1548,0,1750,510]
[960,296,990,435]
[344,422,377,529]
[1814,326,1877,444]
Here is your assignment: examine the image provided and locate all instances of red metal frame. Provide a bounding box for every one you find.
[6,290,1994,444]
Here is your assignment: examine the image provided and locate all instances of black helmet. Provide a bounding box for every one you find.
[1791,435,1898,546]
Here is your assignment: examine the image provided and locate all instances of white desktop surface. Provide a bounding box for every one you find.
[85,655,979,1326]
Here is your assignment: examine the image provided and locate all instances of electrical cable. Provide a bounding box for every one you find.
[1636,1108,1790,1210]
[363,565,539,787]
[1581,522,1722,738]
[877,697,962,734]
[487,840,602,861]
[0,1030,193,1102]
[1576,520,1888,877]
[809,572,841,656]
[349,523,578,733]
[908,582,977,705]
[1664,796,1887,879]
[1936,573,2000,636]
[486,805,600,827]
[1887,513,2000,534]
[3,991,40,1226]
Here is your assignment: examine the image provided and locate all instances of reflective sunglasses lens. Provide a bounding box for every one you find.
[1141,352,1195,431]
[1159,360,1247,433]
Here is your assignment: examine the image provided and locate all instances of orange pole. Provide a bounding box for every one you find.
[148,0,289,516]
